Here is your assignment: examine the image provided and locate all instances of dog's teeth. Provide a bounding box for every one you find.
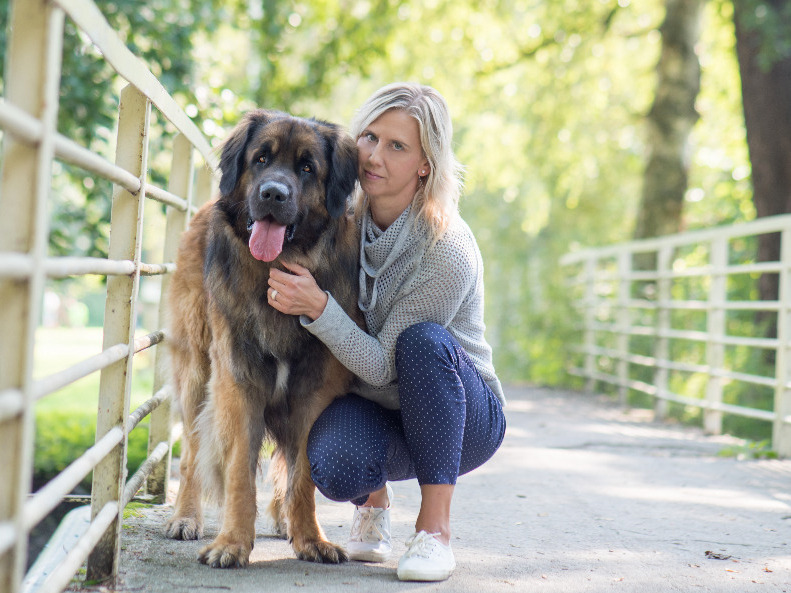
[246,218,254,231]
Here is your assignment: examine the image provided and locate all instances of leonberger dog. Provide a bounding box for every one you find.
[164,110,360,568]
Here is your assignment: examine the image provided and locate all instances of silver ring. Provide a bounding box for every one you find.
[271,289,278,302]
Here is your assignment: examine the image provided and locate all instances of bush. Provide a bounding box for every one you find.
[33,409,158,491]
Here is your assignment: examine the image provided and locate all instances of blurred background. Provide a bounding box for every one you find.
[2,0,789,494]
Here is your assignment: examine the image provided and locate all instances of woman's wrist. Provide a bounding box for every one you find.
[309,290,329,321]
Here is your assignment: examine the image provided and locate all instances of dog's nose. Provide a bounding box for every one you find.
[259,181,289,203]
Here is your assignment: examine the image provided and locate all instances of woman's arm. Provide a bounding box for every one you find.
[275,238,477,387]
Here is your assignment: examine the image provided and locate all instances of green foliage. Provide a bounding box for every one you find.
[733,0,791,71]
[717,438,778,459]
[123,501,151,521]
[34,410,152,490]
[0,0,766,395]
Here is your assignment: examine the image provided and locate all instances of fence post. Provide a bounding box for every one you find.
[616,252,631,405]
[0,3,64,593]
[582,256,597,392]
[654,245,672,419]
[86,84,151,582]
[774,230,791,456]
[147,134,193,500]
[705,236,727,434]
[193,162,215,212]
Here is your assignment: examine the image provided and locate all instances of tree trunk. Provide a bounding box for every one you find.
[733,0,791,309]
[634,0,705,253]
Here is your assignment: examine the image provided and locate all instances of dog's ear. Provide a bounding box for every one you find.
[218,110,279,196]
[322,125,358,218]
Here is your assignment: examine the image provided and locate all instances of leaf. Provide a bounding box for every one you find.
[705,550,732,560]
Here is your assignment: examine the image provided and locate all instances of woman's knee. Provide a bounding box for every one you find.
[395,322,452,365]
[308,428,359,501]
[306,396,390,502]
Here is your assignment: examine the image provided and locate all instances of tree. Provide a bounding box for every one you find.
[0,0,222,257]
[634,0,705,247]
[733,0,791,309]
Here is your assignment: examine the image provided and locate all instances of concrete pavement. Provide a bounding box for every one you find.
[67,386,791,592]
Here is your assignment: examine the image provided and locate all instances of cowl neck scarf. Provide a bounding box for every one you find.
[358,205,419,313]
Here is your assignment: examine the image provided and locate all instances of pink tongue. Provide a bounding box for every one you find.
[249,219,287,262]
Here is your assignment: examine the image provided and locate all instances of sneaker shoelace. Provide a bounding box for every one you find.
[403,531,443,559]
[350,507,387,543]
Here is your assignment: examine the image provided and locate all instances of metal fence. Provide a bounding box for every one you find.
[0,1,218,592]
[561,215,791,457]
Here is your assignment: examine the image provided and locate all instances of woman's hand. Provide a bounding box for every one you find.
[267,261,329,321]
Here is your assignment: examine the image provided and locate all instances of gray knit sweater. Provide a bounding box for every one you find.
[302,205,504,410]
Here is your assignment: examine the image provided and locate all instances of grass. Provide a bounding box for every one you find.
[32,326,162,489]
[34,326,155,414]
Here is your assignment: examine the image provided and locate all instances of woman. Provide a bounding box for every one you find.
[266,82,506,582]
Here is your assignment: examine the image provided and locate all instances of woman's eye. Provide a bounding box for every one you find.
[393,142,404,151]
[365,133,376,142]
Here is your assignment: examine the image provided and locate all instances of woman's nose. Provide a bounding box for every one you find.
[367,142,382,164]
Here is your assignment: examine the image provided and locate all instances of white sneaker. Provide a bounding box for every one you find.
[347,483,393,562]
[397,530,456,582]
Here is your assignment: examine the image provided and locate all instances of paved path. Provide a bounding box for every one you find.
[72,386,791,592]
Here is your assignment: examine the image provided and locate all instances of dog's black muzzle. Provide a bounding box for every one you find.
[248,180,298,224]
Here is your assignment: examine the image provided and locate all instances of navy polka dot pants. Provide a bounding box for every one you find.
[308,322,506,505]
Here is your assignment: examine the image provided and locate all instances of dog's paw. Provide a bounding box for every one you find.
[198,539,252,568]
[294,540,349,564]
[164,516,203,540]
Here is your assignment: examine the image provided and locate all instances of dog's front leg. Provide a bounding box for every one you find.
[197,358,259,568]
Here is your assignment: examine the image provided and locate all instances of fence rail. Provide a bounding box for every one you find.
[0,1,217,592]
[561,215,791,457]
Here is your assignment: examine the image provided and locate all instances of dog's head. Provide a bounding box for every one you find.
[217,109,358,262]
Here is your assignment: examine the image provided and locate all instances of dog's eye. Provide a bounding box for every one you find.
[302,164,312,174]
[257,155,267,164]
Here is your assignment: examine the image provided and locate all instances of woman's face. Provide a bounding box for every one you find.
[357,109,429,215]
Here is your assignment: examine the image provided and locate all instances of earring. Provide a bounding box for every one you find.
[420,170,426,175]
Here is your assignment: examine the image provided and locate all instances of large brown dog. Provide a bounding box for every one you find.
[164,110,360,568]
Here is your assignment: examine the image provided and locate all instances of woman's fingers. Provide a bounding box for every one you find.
[266,261,326,320]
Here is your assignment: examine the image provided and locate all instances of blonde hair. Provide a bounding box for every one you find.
[350,82,464,241]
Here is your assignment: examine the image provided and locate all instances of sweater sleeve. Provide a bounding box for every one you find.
[301,238,476,388]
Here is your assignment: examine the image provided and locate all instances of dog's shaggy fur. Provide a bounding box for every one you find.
[164,110,361,568]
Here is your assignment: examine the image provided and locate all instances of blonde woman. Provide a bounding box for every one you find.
[267,82,506,582]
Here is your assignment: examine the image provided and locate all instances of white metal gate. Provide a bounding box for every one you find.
[561,216,791,457]
[0,1,217,591]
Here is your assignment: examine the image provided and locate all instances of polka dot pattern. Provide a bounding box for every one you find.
[308,322,506,504]
[301,207,505,410]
